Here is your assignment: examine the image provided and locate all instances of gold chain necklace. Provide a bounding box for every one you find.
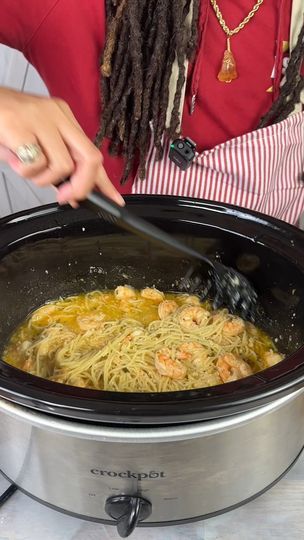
[210,0,264,83]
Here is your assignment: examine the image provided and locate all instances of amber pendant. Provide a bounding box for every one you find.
[218,38,238,83]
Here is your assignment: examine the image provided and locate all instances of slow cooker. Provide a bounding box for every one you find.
[0,196,303,538]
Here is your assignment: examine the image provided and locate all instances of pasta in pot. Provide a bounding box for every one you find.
[3,286,284,392]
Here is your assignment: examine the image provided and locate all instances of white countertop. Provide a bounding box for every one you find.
[1,453,304,540]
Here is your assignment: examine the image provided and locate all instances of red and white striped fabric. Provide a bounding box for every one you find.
[132,112,304,225]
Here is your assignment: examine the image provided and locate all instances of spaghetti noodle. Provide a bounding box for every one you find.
[3,286,283,392]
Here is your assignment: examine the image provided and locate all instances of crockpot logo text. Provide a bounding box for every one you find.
[90,469,166,481]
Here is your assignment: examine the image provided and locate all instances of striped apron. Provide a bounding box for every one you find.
[132,1,304,226]
[132,112,304,225]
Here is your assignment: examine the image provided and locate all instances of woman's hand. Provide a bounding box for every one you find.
[0,88,124,206]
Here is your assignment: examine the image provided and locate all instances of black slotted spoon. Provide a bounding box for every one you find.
[75,190,257,319]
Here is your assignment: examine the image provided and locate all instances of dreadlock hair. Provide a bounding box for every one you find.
[95,0,200,184]
[95,1,304,184]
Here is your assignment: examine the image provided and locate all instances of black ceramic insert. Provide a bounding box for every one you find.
[0,196,303,425]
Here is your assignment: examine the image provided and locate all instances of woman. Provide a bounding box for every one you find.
[0,1,303,222]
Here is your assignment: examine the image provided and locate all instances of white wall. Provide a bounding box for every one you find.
[0,45,55,217]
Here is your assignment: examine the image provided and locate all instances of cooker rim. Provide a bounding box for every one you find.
[0,196,303,425]
[0,388,302,441]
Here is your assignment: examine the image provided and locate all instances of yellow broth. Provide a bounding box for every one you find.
[3,288,282,391]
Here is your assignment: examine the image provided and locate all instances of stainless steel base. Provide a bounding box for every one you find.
[0,390,303,524]
[2,446,303,526]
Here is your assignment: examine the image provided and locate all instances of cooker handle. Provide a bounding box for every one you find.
[105,495,152,538]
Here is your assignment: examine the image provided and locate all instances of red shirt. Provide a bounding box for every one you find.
[0,0,292,194]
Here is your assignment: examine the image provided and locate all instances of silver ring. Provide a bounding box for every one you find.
[16,143,42,165]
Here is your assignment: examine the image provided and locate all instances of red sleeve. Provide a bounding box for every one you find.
[0,0,60,51]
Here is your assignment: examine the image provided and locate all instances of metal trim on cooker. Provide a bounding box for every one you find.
[0,389,302,442]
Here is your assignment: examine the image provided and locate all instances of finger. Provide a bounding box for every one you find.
[56,161,125,207]
[94,166,125,205]
[51,185,78,209]
[57,122,124,205]
[57,195,79,209]
[56,101,104,167]
[55,99,84,131]
[0,131,48,177]
[0,144,19,165]
[29,128,75,187]
[69,200,79,209]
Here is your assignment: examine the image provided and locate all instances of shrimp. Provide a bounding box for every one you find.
[23,356,34,371]
[247,322,259,337]
[21,340,31,352]
[140,288,164,302]
[36,327,75,357]
[53,376,65,385]
[216,353,253,383]
[31,304,57,325]
[222,317,245,337]
[123,328,144,344]
[155,348,187,380]
[77,312,105,331]
[158,300,178,320]
[114,285,136,300]
[177,342,208,368]
[177,306,210,330]
[176,342,206,361]
[68,376,87,388]
[263,350,284,367]
[180,294,201,306]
